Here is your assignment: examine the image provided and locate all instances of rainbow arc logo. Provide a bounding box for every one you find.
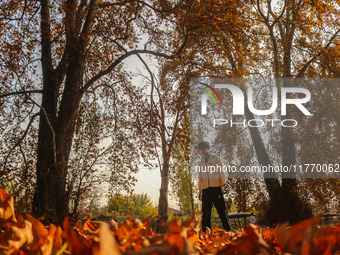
[197,82,222,106]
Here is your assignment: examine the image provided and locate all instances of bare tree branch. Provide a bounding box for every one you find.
[98,1,129,8]
[0,0,29,21]
[296,29,340,78]
[2,112,39,172]
[0,90,43,99]
[136,54,158,129]
[137,0,182,14]
[98,0,182,14]
[81,49,183,93]
[19,143,29,180]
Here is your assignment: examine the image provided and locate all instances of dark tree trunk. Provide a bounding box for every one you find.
[32,0,63,223]
[280,36,313,223]
[32,57,84,224]
[244,108,286,225]
[281,111,313,224]
[32,80,59,221]
[157,157,169,233]
[32,0,86,224]
[245,84,312,225]
[189,180,195,217]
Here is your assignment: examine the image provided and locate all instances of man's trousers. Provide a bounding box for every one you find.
[202,186,231,232]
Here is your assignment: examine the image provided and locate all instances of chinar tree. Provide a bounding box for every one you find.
[0,0,189,224]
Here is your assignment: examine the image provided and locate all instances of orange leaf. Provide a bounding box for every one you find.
[166,219,185,251]
[26,214,48,240]
[83,216,97,232]
[98,223,120,255]
[63,217,92,255]
[275,216,321,254]
[0,189,17,223]
[3,220,34,254]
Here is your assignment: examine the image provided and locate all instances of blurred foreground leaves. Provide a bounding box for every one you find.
[0,189,339,254]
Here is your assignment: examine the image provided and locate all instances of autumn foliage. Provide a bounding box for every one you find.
[0,189,339,255]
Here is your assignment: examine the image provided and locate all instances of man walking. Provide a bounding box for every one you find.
[198,141,231,232]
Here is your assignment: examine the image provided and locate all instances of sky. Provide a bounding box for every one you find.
[133,167,179,208]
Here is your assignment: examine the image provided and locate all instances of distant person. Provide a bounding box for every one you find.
[250,213,256,224]
[197,141,232,232]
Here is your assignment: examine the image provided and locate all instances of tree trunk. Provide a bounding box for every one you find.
[280,36,313,223]
[244,84,312,225]
[32,0,86,222]
[33,93,82,225]
[32,78,59,222]
[281,107,313,224]
[32,0,63,223]
[157,157,169,233]
[244,108,286,225]
[189,180,195,217]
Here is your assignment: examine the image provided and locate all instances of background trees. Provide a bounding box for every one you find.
[189,0,339,225]
[107,193,157,220]
[248,0,339,224]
